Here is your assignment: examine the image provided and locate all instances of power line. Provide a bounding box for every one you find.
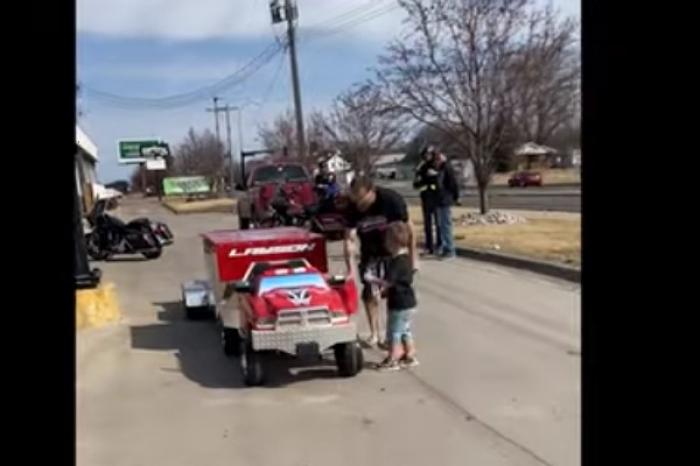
[84,43,281,108]
[82,42,284,109]
[259,42,289,107]
[303,0,393,31]
[304,0,387,29]
[299,1,400,43]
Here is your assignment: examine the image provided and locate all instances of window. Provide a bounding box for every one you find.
[251,165,309,185]
[258,273,328,295]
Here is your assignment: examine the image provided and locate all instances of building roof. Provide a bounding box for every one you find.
[323,152,349,163]
[373,153,406,166]
[76,125,98,162]
[514,142,558,156]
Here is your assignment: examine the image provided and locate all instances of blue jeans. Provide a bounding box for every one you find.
[436,205,455,256]
[386,308,416,345]
[421,201,441,253]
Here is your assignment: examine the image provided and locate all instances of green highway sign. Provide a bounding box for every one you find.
[118,139,164,164]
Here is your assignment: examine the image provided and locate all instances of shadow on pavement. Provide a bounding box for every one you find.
[105,256,149,263]
[129,301,372,389]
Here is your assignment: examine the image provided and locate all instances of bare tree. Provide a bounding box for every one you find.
[375,0,578,213]
[307,110,335,159]
[506,3,580,146]
[321,83,408,173]
[172,128,227,192]
[258,110,297,157]
[257,109,334,163]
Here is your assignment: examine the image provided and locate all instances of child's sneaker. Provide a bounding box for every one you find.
[376,357,401,372]
[400,356,420,368]
[377,340,390,351]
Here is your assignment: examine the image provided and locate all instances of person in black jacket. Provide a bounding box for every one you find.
[413,147,442,255]
[433,151,460,259]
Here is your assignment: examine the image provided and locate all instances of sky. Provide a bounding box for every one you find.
[77,0,580,183]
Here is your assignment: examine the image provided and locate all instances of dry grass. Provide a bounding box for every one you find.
[409,205,580,266]
[163,197,236,214]
[491,168,580,186]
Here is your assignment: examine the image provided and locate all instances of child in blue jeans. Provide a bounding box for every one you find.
[365,221,419,371]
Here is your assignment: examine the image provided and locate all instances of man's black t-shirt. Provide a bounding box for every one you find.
[385,253,417,311]
[346,187,409,261]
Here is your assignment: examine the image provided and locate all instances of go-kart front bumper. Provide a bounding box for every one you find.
[251,322,357,355]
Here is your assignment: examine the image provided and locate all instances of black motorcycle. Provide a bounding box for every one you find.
[267,187,309,228]
[84,199,171,260]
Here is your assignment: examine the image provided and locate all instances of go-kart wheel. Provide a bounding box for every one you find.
[184,303,211,320]
[87,248,110,261]
[142,248,162,259]
[222,328,243,357]
[334,341,364,377]
[241,340,264,386]
[239,217,251,230]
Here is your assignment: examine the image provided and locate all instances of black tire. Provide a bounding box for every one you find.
[334,342,364,377]
[184,304,212,321]
[85,233,110,261]
[142,248,162,259]
[222,327,243,357]
[239,217,251,230]
[241,339,264,386]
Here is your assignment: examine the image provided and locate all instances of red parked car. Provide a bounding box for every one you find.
[508,171,543,187]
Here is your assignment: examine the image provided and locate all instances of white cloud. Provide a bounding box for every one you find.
[77,0,406,42]
[78,0,580,43]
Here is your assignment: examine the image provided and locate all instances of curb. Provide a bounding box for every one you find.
[162,199,236,215]
[453,246,580,283]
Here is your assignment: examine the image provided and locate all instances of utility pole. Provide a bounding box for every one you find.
[271,0,305,161]
[211,103,245,192]
[224,107,233,159]
[206,96,222,143]
[236,106,244,158]
[206,97,227,193]
[221,105,235,193]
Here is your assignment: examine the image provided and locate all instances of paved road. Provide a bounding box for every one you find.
[379,180,581,212]
[77,197,580,466]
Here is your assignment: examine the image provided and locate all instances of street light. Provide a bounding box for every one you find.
[227,99,262,192]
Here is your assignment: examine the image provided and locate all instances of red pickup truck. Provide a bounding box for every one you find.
[236,162,317,229]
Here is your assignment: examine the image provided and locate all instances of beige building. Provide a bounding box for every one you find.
[76,125,99,213]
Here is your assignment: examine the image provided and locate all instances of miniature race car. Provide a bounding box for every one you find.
[181,227,363,386]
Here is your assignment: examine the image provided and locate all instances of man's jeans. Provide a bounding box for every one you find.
[436,205,455,257]
[421,201,441,253]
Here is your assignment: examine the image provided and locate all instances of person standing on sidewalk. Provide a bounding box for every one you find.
[413,146,441,255]
[342,175,418,348]
[434,151,460,259]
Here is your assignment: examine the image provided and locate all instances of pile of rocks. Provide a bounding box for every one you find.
[457,211,528,226]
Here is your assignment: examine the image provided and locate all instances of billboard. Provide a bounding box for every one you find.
[162,176,211,196]
[145,159,167,171]
[118,139,166,164]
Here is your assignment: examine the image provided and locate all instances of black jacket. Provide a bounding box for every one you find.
[435,161,460,207]
[413,160,440,207]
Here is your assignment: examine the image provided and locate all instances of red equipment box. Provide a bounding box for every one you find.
[202,227,328,283]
